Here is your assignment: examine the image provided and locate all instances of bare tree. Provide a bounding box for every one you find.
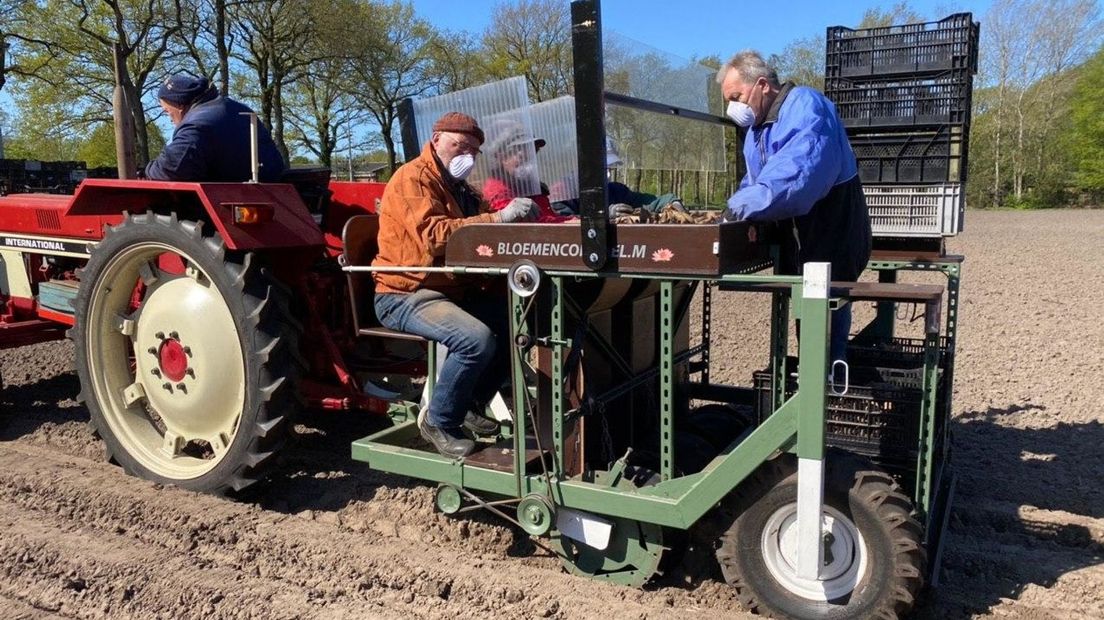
[7,0,183,165]
[171,0,250,93]
[231,0,319,162]
[858,2,924,28]
[982,0,1100,203]
[767,35,825,90]
[481,0,572,102]
[285,56,364,168]
[427,29,486,94]
[347,1,439,172]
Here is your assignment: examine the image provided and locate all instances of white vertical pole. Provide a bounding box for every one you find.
[240,112,260,183]
[796,457,825,580]
[795,261,830,580]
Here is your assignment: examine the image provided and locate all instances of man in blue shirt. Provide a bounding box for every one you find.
[145,74,285,182]
[718,50,871,366]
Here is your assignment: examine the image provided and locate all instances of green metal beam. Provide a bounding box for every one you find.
[351,394,801,529]
[659,280,674,481]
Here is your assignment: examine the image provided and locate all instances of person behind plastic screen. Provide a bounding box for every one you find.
[372,111,539,458]
[717,50,871,369]
[145,74,285,182]
[482,122,571,223]
[551,136,685,217]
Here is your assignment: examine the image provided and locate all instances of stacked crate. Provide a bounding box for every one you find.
[0,159,88,195]
[825,14,979,237]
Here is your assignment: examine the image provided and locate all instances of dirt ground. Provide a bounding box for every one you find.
[1,209,1102,619]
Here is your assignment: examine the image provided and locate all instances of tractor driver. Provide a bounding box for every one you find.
[717,51,871,368]
[144,74,285,183]
[372,111,540,458]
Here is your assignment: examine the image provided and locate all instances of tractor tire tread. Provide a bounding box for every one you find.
[72,211,301,496]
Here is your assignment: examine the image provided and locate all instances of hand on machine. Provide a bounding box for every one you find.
[608,203,636,219]
[496,196,541,223]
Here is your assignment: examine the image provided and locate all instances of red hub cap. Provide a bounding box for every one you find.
[158,339,189,382]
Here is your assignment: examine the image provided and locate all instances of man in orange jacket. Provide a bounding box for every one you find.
[373,111,539,457]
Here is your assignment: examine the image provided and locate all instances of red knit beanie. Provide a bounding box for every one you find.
[432,112,485,145]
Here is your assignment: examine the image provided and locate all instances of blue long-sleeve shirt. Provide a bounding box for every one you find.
[726,83,871,282]
[726,85,858,221]
[146,95,285,183]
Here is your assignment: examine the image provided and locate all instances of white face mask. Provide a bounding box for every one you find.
[726,100,756,128]
[448,153,476,180]
[514,162,538,181]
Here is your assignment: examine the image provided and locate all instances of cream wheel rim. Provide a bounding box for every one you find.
[86,242,245,480]
[760,502,868,601]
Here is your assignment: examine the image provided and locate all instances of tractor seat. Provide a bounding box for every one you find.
[281,166,333,215]
[341,214,427,342]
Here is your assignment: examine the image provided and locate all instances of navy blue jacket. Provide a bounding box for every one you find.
[726,83,871,281]
[146,93,285,183]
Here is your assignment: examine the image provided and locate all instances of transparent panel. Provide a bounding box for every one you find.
[410,76,539,199]
[529,96,579,203]
[603,31,716,114]
[606,107,726,172]
[601,32,727,173]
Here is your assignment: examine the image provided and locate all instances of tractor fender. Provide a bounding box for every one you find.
[65,179,324,250]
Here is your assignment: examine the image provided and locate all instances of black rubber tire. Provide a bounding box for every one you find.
[686,403,756,452]
[674,431,718,474]
[716,455,926,620]
[72,212,300,495]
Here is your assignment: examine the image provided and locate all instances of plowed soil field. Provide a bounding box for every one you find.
[2,210,1102,619]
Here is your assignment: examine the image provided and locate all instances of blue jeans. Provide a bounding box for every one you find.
[375,289,511,429]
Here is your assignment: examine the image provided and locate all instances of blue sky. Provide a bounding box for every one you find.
[411,0,990,61]
[1,0,993,150]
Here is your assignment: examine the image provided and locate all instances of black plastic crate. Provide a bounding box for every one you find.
[826,13,980,78]
[826,69,973,129]
[848,337,949,369]
[849,125,968,184]
[753,370,922,460]
[754,337,951,461]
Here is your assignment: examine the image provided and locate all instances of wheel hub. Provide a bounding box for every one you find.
[158,337,189,382]
[517,494,555,536]
[761,503,867,601]
[132,275,245,441]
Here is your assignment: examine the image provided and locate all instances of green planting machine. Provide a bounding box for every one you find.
[345,2,963,617]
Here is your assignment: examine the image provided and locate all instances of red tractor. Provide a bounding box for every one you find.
[0,172,402,494]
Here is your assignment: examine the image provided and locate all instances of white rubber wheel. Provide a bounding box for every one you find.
[73,212,299,494]
[716,455,925,619]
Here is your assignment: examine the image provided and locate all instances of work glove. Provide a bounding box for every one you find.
[608,203,636,220]
[498,197,540,223]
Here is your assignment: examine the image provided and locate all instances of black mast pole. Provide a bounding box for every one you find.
[570,0,609,271]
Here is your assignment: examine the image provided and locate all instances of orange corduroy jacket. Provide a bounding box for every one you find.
[372,142,499,295]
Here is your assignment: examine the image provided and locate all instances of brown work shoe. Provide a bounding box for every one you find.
[463,411,500,437]
[418,410,474,458]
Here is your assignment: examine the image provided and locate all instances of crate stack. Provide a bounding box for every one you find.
[825,14,979,237]
[0,158,88,195]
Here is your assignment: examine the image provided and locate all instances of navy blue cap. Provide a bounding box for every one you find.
[157,74,212,106]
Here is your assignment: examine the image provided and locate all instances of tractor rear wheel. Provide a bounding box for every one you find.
[715,456,925,619]
[73,212,299,494]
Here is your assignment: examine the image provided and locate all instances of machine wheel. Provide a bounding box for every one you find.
[686,403,755,452]
[716,456,925,619]
[550,466,670,587]
[73,212,299,494]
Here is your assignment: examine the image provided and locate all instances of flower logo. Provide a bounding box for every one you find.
[476,244,494,257]
[652,248,674,262]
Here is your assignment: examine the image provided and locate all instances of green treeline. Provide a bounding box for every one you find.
[0,0,1100,208]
